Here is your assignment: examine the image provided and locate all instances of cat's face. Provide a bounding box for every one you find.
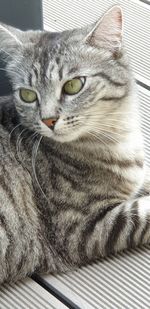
[0,6,130,143]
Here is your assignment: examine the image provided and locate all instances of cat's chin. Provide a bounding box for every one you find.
[52,133,81,143]
[39,125,89,143]
[39,129,79,143]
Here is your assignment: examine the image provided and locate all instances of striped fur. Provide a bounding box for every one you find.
[0,6,149,284]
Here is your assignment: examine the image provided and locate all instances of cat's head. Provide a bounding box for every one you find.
[0,6,131,143]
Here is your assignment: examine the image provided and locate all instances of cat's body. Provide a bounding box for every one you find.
[0,6,150,284]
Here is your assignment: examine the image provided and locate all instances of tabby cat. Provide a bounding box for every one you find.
[0,6,149,284]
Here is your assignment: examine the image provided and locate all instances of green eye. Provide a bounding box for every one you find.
[19,88,37,103]
[63,77,85,95]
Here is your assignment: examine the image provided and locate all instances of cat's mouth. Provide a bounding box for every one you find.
[40,124,84,143]
[40,116,84,143]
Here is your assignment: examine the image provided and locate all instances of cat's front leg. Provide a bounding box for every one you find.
[0,227,10,284]
[73,197,150,264]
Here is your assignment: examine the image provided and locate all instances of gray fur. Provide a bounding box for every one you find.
[0,6,149,284]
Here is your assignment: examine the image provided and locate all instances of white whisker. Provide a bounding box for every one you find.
[79,119,125,140]
[86,121,128,132]
[8,123,22,161]
[84,111,133,116]
[0,48,24,61]
[91,128,119,144]
[83,121,120,143]
[18,131,39,165]
[87,131,108,147]
[82,116,130,125]
[16,128,28,162]
[0,48,13,58]
[32,136,49,202]
[89,126,126,137]
[0,67,25,76]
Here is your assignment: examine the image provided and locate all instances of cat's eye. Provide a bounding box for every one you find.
[63,77,85,95]
[19,88,37,103]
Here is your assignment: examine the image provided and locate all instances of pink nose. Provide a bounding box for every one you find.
[42,118,57,130]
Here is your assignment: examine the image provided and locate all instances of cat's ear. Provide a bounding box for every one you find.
[0,23,41,56]
[0,23,23,55]
[85,6,123,53]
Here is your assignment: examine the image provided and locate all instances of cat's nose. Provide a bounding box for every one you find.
[42,117,58,130]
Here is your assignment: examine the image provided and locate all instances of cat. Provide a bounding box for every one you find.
[0,6,149,284]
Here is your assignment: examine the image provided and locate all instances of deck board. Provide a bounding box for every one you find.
[40,245,150,309]
[0,279,67,309]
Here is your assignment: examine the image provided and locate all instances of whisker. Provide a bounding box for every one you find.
[0,48,24,60]
[0,67,24,76]
[17,131,39,166]
[87,131,108,148]
[79,119,125,139]
[83,116,130,125]
[90,127,125,138]
[84,122,120,143]
[28,132,39,145]
[93,129,119,144]
[0,68,15,74]
[16,128,28,162]
[103,119,130,125]
[83,133,105,156]
[86,122,128,132]
[0,48,13,58]
[8,123,22,161]
[99,132,119,144]
[79,115,132,126]
[32,136,49,202]
[9,123,22,139]
[92,126,121,143]
[84,111,133,116]
[99,125,128,132]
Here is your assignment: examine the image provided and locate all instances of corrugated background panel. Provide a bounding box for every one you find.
[0,279,67,309]
[43,0,150,86]
[138,86,150,167]
[43,245,150,309]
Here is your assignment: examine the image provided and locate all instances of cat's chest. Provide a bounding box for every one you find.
[33,146,142,214]
[33,150,95,212]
